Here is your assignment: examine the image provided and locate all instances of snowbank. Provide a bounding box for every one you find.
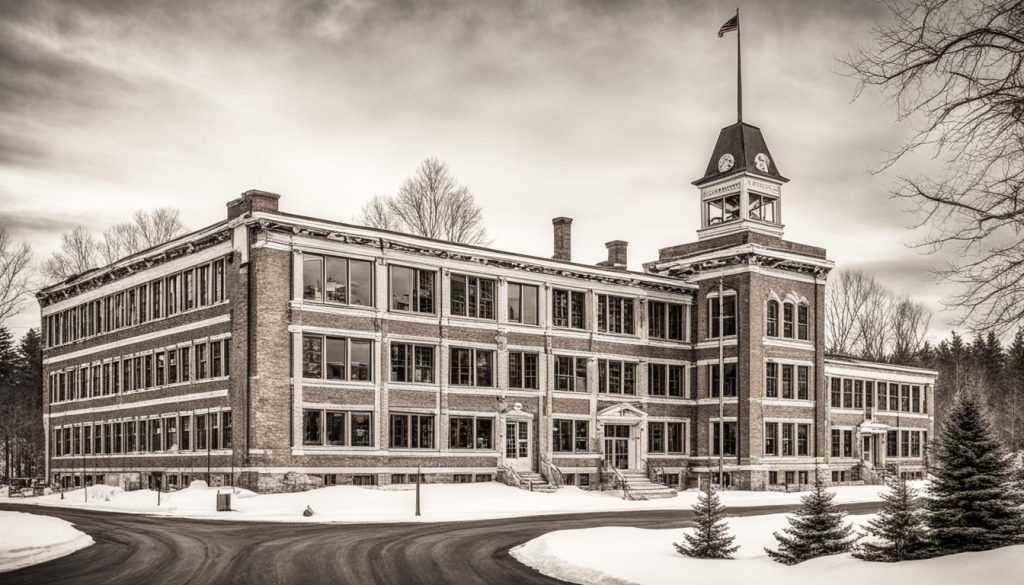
[0,482,911,524]
[511,513,1023,585]
[0,511,94,573]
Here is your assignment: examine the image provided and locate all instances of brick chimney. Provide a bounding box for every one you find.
[227,189,281,220]
[552,217,573,262]
[597,240,628,270]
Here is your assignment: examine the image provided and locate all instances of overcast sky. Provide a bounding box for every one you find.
[0,0,957,339]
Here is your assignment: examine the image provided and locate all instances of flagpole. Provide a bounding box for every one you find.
[736,7,742,123]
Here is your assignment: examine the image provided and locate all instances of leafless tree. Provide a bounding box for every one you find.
[42,208,187,283]
[891,295,932,364]
[843,0,1024,336]
[826,269,882,355]
[359,158,489,245]
[0,228,32,325]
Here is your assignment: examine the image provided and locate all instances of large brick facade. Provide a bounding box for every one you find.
[37,123,935,493]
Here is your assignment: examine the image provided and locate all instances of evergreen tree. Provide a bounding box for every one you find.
[853,476,929,561]
[926,389,1024,554]
[766,474,857,564]
[674,485,739,559]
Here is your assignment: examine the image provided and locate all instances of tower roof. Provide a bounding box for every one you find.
[693,122,788,186]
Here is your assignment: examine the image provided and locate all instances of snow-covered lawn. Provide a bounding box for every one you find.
[0,481,909,524]
[0,511,94,573]
[511,513,1023,585]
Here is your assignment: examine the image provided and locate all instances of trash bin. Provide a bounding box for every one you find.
[216,491,231,511]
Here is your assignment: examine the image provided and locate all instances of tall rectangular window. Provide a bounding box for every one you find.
[212,259,226,303]
[151,280,162,319]
[708,294,737,337]
[782,423,794,456]
[449,348,495,387]
[507,282,539,325]
[765,422,778,455]
[843,430,853,457]
[797,366,809,400]
[711,421,737,456]
[797,424,809,456]
[597,295,635,334]
[195,343,208,379]
[180,347,191,382]
[508,352,539,389]
[783,303,794,338]
[390,266,435,313]
[166,274,179,316]
[797,304,809,340]
[887,430,898,457]
[450,274,496,320]
[648,301,686,341]
[197,264,210,306]
[183,269,195,311]
[709,363,737,397]
[555,356,588,392]
[781,365,794,399]
[195,415,207,450]
[843,379,853,408]
[552,289,586,329]
[765,362,778,398]
[831,429,841,457]
[390,343,435,383]
[598,359,636,395]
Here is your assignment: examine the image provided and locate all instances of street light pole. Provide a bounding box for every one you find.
[415,465,421,517]
[718,277,725,489]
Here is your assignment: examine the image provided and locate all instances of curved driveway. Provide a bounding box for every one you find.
[0,501,880,584]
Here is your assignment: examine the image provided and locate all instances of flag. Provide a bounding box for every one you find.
[718,14,738,37]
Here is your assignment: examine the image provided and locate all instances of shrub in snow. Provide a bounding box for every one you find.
[853,475,928,562]
[303,505,314,517]
[765,473,857,565]
[189,480,209,490]
[926,389,1024,555]
[674,484,738,559]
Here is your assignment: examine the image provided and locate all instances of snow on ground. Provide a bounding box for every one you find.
[511,513,1023,585]
[0,511,94,573]
[0,480,913,524]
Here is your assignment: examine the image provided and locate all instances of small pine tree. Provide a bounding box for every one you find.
[926,389,1024,554]
[853,476,929,561]
[674,484,739,559]
[766,473,857,564]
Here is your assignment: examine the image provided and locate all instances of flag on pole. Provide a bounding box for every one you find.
[718,14,738,37]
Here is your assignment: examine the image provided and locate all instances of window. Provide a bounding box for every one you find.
[449,348,494,387]
[508,352,539,389]
[797,304,809,340]
[552,289,586,329]
[843,379,853,409]
[708,293,737,337]
[390,414,434,449]
[303,410,322,445]
[781,423,793,456]
[766,300,779,337]
[151,280,162,319]
[783,302,794,338]
[648,301,685,341]
[797,366,809,400]
[552,419,589,452]
[910,431,921,457]
[390,266,435,313]
[709,363,737,397]
[450,274,495,319]
[302,256,323,302]
[748,193,777,222]
[889,383,899,411]
[647,421,685,453]
[598,359,637,394]
[167,351,178,384]
[195,344,208,379]
[765,422,778,455]
[303,254,373,307]
[830,378,840,407]
[351,413,372,447]
[766,362,778,398]
[197,265,210,306]
[711,421,737,456]
[597,295,635,334]
[180,347,191,382]
[213,259,226,303]
[901,385,911,411]
[911,386,921,412]
[843,430,853,457]
[797,424,809,456]
[302,334,373,381]
[555,356,588,392]
[507,283,539,325]
[390,343,434,383]
[705,194,740,225]
[448,417,494,449]
[648,364,685,397]
[782,365,794,399]
[222,411,232,449]
[196,415,207,450]
[887,430,898,457]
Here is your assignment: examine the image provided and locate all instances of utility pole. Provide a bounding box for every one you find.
[415,465,421,517]
[718,277,725,488]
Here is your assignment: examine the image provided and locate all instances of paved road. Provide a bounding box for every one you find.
[0,501,881,585]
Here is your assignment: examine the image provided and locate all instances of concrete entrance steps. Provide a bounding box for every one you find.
[516,471,558,493]
[617,470,678,500]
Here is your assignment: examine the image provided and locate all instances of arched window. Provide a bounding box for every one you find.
[766,300,779,337]
[783,302,795,338]
[797,303,809,341]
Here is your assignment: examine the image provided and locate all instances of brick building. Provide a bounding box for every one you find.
[38,121,935,493]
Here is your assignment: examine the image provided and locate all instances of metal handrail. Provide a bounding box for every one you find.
[605,464,635,501]
[501,465,527,490]
[541,456,564,488]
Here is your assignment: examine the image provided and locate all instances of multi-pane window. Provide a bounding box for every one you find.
[597,295,635,334]
[195,344,208,379]
[647,421,685,453]
[887,430,898,457]
[709,363,738,397]
[797,304,809,340]
[166,274,179,316]
[390,266,435,313]
[710,421,737,456]
[450,274,495,320]
[302,334,373,381]
[766,422,779,455]
[448,416,494,449]
[748,193,778,222]
[167,351,178,385]
[552,419,589,452]
[706,194,740,224]
[830,378,841,407]
[195,415,207,450]
[766,362,778,398]
[648,301,685,341]
[797,366,809,400]
[554,356,588,392]
[781,365,794,399]
[507,283,539,325]
[766,300,779,337]
[390,414,435,449]
[302,410,373,447]
[302,254,374,306]
[508,352,539,389]
[832,429,842,457]
[449,348,495,387]
[390,343,434,383]
[843,379,854,409]
[708,294,737,338]
[648,364,685,397]
[598,359,637,395]
[843,430,853,457]
[783,302,794,338]
[552,289,586,329]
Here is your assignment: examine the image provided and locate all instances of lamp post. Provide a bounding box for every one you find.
[717,277,725,489]
[415,465,421,517]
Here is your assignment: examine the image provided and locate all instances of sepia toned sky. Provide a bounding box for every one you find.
[0,0,956,338]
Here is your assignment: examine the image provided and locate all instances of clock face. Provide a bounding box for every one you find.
[718,154,735,172]
[754,153,771,173]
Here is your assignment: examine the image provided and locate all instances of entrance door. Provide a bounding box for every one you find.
[603,424,631,470]
[862,435,873,465]
[505,421,532,472]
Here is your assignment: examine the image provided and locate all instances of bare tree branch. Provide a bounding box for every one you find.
[0,228,32,325]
